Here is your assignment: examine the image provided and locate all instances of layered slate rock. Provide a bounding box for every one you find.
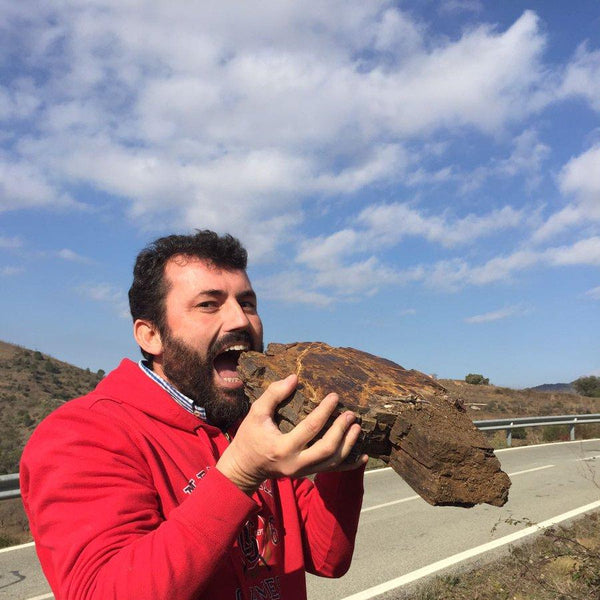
[238,342,510,507]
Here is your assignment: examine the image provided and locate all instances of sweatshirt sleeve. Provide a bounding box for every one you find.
[293,466,365,578]
[20,405,257,600]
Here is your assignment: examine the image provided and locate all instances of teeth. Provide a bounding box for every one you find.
[223,345,248,352]
[223,377,240,382]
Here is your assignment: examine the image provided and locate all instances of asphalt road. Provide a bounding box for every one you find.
[1,439,599,600]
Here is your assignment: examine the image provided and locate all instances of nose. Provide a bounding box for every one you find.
[222,299,251,332]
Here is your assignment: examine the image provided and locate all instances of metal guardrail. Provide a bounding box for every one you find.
[0,473,20,501]
[2,414,600,500]
[473,413,600,447]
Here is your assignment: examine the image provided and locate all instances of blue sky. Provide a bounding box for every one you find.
[1,1,599,388]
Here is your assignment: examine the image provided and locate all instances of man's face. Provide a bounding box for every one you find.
[155,255,263,429]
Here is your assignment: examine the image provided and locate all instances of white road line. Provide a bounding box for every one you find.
[0,540,35,554]
[25,594,53,600]
[364,440,600,478]
[509,464,554,476]
[361,465,555,513]
[576,454,600,462]
[361,496,420,513]
[340,499,600,600]
[496,438,600,452]
[364,467,392,475]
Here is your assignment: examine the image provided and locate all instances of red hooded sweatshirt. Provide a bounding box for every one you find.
[20,359,364,600]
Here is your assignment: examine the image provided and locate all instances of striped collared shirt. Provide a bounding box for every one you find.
[138,360,207,420]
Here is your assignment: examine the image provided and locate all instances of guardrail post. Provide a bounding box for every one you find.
[506,423,513,447]
[0,473,20,501]
[570,418,577,441]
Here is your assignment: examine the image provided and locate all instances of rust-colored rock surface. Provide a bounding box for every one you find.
[238,342,510,507]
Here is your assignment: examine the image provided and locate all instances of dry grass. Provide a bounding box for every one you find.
[0,340,103,475]
[440,379,599,422]
[401,512,600,600]
[0,498,30,548]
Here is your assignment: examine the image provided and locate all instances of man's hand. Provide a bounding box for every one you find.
[216,374,368,494]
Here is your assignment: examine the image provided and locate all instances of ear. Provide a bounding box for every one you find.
[133,319,163,357]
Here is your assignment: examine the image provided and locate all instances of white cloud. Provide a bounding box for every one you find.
[77,283,129,319]
[465,305,527,324]
[357,203,526,248]
[496,129,550,181]
[546,237,600,266]
[0,159,74,212]
[57,248,93,264]
[297,230,360,270]
[585,286,600,300]
[559,144,600,202]
[255,271,334,308]
[559,43,600,112]
[1,4,557,257]
[0,79,41,122]
[0,265,23,276]
[439,0,483,14]
[297,203,527,269]
[531,204,589,244]
[313,256,404,296]
[532,144,600,243]
[458,128,550,193]
[0,235,23,249]
[423,236,600,290]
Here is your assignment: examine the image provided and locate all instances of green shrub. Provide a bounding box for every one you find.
[0,533,21,549]
[542,424,569,442]
[44,361,59,374]
[573,376,600,398]
[465,373,490,385]
[511,428,527,440]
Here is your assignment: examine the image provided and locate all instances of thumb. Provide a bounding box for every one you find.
[251,374,298,417]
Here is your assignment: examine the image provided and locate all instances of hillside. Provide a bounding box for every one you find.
[439,378,598,421]
[0,339,597,474]
[528,382,576,393]
[0,340,103,475]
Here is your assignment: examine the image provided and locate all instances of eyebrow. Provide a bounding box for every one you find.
[193,289,257,300]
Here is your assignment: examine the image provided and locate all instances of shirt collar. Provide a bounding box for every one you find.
[138,360,207,420]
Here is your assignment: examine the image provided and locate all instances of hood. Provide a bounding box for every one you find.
[93,358,217,434]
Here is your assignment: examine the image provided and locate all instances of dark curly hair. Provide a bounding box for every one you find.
[128,230,248,363]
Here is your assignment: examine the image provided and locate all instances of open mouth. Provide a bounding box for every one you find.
[213,344,249,386]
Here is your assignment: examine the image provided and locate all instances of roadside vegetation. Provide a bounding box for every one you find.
[396,375,600,600]
[401,512,600,600]
[0,340,103,547]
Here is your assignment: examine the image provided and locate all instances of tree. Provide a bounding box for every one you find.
[465,373,489,385]
[573,376,600,398]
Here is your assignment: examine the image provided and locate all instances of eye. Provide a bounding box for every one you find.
[240,300,257,312]
[195,301,218,310]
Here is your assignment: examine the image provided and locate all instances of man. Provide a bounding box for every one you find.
[21,230,367,600]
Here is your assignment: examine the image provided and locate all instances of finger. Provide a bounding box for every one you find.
[312,411,358,457]
[294,412,359,470]
[330,453,369,472]
[286,393,341,448]
[336,421,363,462]
[251,374,298,417]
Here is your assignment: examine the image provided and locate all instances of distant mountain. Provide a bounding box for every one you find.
[0,340,103,474]
[527,382,576,394]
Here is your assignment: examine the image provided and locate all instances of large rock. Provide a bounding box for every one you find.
[238,342,510,507]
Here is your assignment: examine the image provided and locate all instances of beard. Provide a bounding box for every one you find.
[160,329,262,431]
